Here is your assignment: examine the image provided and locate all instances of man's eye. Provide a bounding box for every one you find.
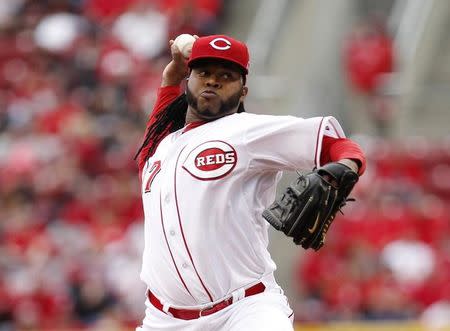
[198,71,208,77]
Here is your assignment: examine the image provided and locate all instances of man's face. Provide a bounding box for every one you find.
[186,60,248,121]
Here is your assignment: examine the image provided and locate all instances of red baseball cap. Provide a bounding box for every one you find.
[188,35,250,74]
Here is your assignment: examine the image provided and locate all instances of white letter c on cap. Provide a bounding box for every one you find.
[209,37,231,50]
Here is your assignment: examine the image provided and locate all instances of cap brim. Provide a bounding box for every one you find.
[188,56,248,75]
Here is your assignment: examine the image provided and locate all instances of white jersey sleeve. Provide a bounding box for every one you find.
[243,114,345,171]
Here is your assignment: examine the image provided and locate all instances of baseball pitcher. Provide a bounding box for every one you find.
[134,34,366,331]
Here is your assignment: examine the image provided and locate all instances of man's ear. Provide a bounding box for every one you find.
[240,86,248,101]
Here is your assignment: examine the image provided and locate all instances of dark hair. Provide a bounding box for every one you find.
[134,94,188,161]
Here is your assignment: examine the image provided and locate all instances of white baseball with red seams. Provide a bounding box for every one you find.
[139,112,344,311]
[173,34,196,58]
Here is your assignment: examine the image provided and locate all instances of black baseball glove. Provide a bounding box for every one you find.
[262,162,359,250]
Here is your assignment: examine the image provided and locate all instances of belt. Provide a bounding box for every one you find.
[147,282,266,320]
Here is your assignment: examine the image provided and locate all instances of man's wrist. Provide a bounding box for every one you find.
[161,60,189,87]
[161,79,183,87]
[161,74,185,87]
[337,159,359,173]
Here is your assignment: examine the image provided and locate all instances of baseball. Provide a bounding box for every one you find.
[173,34,196,58]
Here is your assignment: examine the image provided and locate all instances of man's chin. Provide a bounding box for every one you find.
[199,106,239,120]
[196,111,221,121]
[193,105,218,118]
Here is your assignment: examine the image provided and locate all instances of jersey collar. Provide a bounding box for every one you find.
[182,121,207,133]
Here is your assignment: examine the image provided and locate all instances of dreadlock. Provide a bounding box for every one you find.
[134,94,188,162]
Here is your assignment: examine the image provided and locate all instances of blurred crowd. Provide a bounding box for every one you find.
[292,137,450,326]
[343,15,397,137]
[0,0,222,330]
[1,1,449,331]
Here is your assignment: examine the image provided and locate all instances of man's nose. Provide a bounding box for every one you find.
[206,77,220,88]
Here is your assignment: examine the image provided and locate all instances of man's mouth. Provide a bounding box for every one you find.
[200,90,217,99]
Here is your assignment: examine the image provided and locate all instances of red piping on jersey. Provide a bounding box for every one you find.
[159,192,194,298]
[314,117,325,168]
[328,121,343,138]
[174,146,214,302]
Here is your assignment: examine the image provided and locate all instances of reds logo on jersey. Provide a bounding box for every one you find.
[182,141,237,180]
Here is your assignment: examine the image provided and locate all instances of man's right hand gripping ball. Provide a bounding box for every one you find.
[262,162,359,250]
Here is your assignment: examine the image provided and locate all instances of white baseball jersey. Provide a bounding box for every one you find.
[139,112,344,308]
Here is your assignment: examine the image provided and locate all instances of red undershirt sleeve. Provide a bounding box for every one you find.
[138,86,181,174]
[320,135,366,175]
